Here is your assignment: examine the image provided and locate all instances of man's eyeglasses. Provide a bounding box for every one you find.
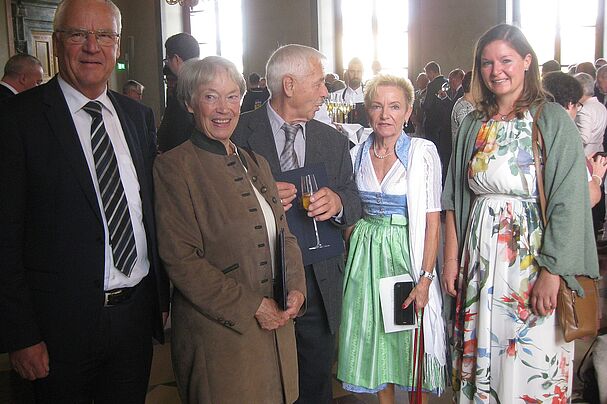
[55,29,119,46]
[576,102,584,112]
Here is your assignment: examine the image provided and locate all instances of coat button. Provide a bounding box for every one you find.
[251,176,257,182]
[195,248,204,257]
[260,186,267,193]
[272,197,277,203]
[280,214,284,221]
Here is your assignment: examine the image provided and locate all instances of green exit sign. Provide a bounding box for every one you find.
[116,62,126,71]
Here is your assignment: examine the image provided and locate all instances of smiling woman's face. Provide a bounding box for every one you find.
[479,39,531,103]
[366,85,412,139]
[188,68,242,147]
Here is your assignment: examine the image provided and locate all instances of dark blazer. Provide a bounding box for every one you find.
[0,76,169,358]
[0,83,15,100]
[450,86,464,104]
[157,94,194,152]
[422,75,452,179]
[232,104,362,333]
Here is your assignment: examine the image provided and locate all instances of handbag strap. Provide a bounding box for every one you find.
[531,103,547,226]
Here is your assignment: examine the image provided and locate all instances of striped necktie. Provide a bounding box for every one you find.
[280,123,301,171]
[83,101,136,277]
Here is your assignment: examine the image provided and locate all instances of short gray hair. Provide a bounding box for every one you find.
[177,56,246,108]
[574,72,596,96]
[265,44,326,97]
[3,54,42,77]
[364,74,415,109]
[597,64,607,79]
[54,0,122,33]
[122,79,144,94]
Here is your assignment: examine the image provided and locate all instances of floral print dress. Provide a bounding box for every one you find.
[452,112,573,404]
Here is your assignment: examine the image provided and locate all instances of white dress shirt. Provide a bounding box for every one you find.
[58,76,149,290]
[338,86,364,104]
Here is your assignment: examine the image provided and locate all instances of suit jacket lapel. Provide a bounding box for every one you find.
[246,106,282,174]
[43,77,103,225]
[304,122,323,167]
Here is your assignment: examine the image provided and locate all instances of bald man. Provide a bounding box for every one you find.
[0,54,43,99]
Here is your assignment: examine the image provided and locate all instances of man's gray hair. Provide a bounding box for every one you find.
[597,64,607,79]
[574,72,596,97]
[53,0,122,33]
[177,56,246,108]
[3,54,42,77]
[122,79,144,94]
[265,44,326,97]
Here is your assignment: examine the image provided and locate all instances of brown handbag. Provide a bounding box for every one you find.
[531,103,600,343]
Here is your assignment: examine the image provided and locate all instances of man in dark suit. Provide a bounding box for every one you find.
[0,54,44,99]
[157,32,199,152]
[448,68,465,102]
[0,0,169,402]
[422,61,452,181]
[233,44,362,404]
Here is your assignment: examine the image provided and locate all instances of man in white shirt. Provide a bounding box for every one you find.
[332,57,368,126]
[0,54,43,99]
[0,0,169,402]
[575,72,607,157]
[338,57,364,103]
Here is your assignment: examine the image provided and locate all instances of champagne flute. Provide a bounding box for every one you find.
[438,81,450,100]
[301,174,330,250]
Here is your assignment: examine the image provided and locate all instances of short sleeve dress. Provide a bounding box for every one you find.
[451,112,574,403]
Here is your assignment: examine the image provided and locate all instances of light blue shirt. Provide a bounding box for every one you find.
[266,102,307,169]
[265,102,343,221]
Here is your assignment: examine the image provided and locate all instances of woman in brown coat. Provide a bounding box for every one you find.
[154,56,306,404]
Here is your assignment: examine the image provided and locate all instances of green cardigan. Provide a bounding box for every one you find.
[442,102,599,295]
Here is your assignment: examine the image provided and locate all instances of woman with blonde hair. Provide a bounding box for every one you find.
[338,74,446,404]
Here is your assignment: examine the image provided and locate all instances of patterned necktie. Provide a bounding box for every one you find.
[280,123,301,171]
[83,101,136,277]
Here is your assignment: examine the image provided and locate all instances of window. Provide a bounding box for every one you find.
[189,0,243,73]
[334,0,409,79]
[509,0,603,66]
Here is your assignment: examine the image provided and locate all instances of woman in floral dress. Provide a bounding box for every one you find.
[442,24,599,403]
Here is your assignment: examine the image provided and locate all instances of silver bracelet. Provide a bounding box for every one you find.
[419,270,435,281]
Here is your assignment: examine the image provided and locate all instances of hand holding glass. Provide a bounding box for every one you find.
[300,174,330,250]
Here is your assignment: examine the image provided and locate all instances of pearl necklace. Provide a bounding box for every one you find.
[373,142,394,159]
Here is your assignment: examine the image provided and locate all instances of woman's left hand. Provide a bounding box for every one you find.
[402,278,431,310]
[529,268,561,316]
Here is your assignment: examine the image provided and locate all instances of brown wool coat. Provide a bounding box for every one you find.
[153,133,306,404]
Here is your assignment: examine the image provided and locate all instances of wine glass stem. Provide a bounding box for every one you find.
[312,217,321,245]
